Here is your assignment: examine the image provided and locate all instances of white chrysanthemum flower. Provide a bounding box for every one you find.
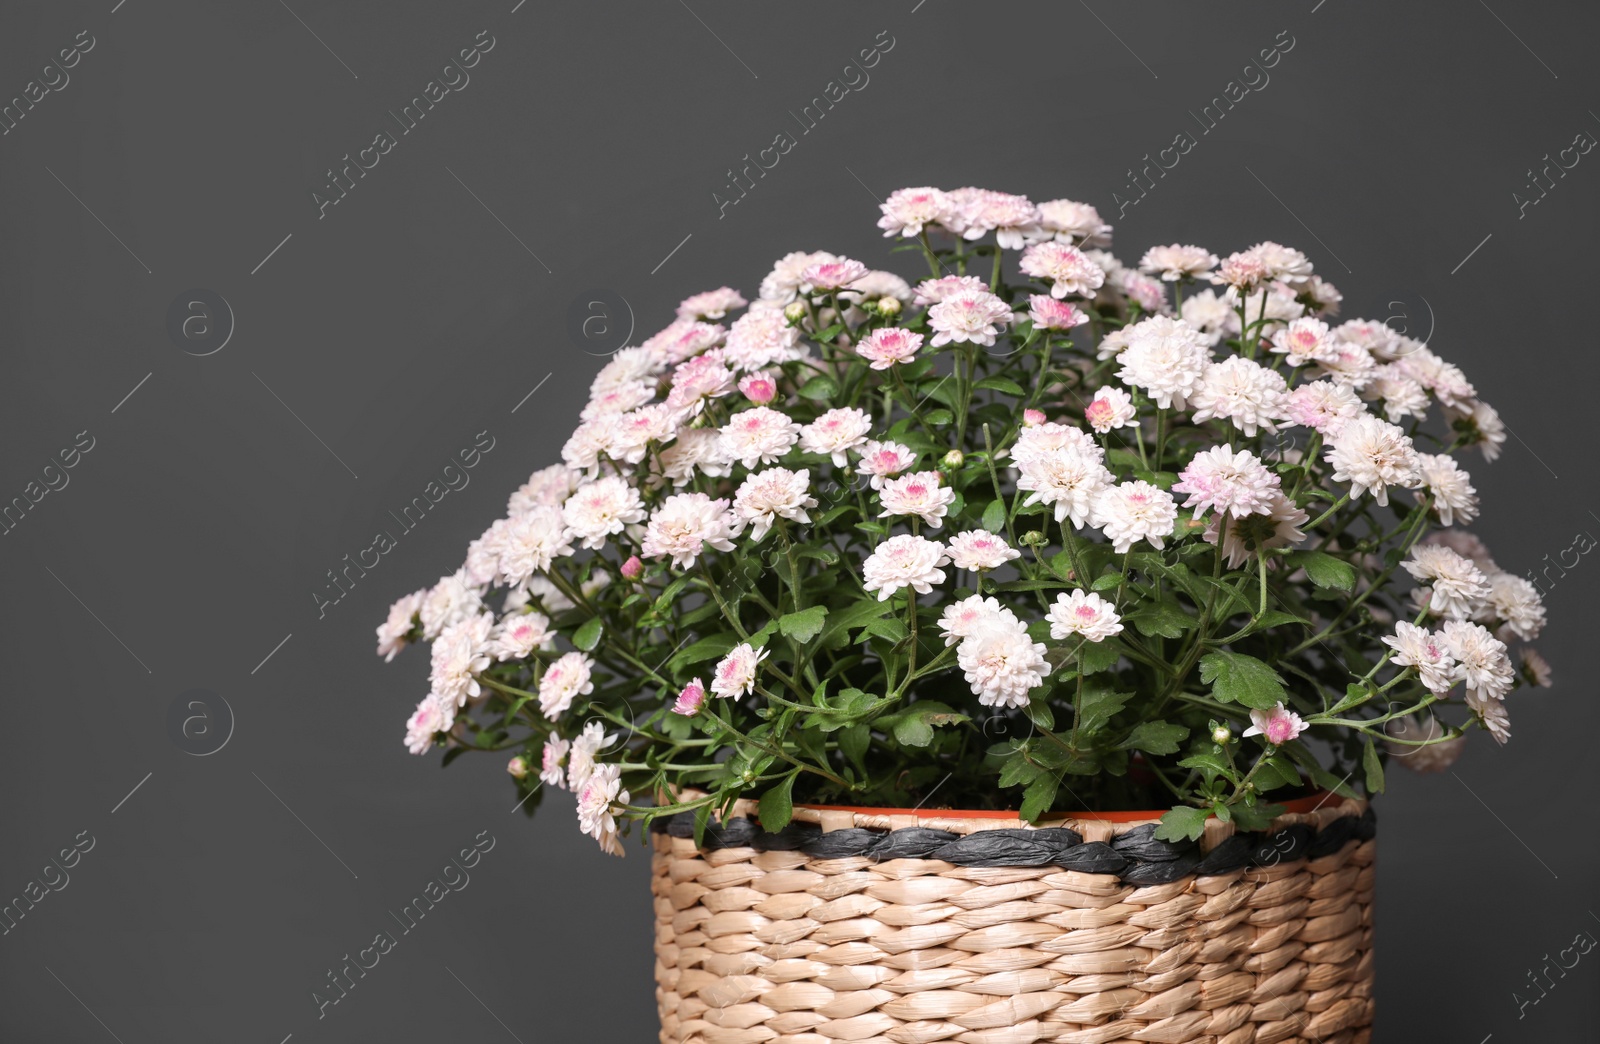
[1177,288,1235,347]
[641,319,725,367]
[1037,199,1112,246]
[655,427,731,487]
[856,440,917,489]
[1019,241,1106,299]
[1459,400,1506,462]
[1404,544,1492,621]
[1115,316,1212,409]
[1270,317,1334,366]
[1315,339,1378,390]
[877,186,955,238]
[463,519,509,587]
[1442,620,1514,703]
[509,464,581,516]
[952,189,1042,248]
[566,720,610,792]
[1397,348,1477,410]
[1116,269,1168,314]
[590,347,662,397]
[677,286,746,321]
[1016,447,1114,528]
[1326,415,1423,507]
[561,420,612,478]
[581,380,655,422]
[855,327,924,369]
[497,507,575,587]
[1172,446,1280,520]
[1487,572,1546,641]
[1303,275,1344,315]
[957,614,1048,708]
[722,308,802,371]
[1204,490,1308,569]
[802,257,870,292]
[711,642,769,701]
[665,353,735,415]
[563,476,647,550]
[608,404,681,465]
[1382,621,1458,695]
[1364,368,1431,423]
[912,274,988,307]
[1092,480,1178,553]
[1249,241,1314,283]
[576,763,629,856]
[405,697,452,755]
[1188,356,1289,436]
[376,590,424,662]
[1084,387,1138,433]
[1009,422,1102,466]
[879,471,956,529]
[1415,453,1478,527]
[430,611,493,708]
[1048,590,1123,642]
[540,735,570,789]
[938,595,1016,646]
[538,651,596,721]
[420,570,484,640]
[720,406,802,469]
[1212,250,1270,296]
[1139,244,1218,281]
[1284,380,1365,437]
[862,534,950,601]
[799,408,873,465]
[1467,691,1511,745]
[491,610,554,661]
[1521,647,1553,688]
[642,492,739,569]
[1385,715,1466,774]
[1423,530,1498,571]
[733,467,817,541]
[1241,287,1306,330]
[758,250,839,304]
[927,289,1013,347]
[1333,319,1403,361]
[945,530,1021,572]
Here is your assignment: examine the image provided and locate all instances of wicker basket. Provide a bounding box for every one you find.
[650,797,1374,1044]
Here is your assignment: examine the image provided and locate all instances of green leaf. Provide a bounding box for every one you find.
[1252,754,1302,792]
[1289,550,1357,592]
[837,724,870,771]
[1019,774,1058,822]
[813,323,845,342]
[925,408,954,427]
[1327,683,1371,716]
[668,633,739,672]
[1077,639,1123,676]
[1155,806,1211,843]
[819,598,895,649]
[758,772,797,832]
[997,750,1044,788]
[980,498,1007,534]
[1253,609,1310,631]
[798,374,839,400]
[1227,801,1287,832]
[1120,721,1189,755]
[1127,601,1197,640]
[779,606,829,644]
[1178,750,1233,781]
[1091,572,1122,592]
[888,701,969,747]
[1199,650,1289,710]
[975,376,1027,396]
[1363,738,1386,795]
[1075,686,1132,736]
[1025,697,1055,731]
[572,616,604,652]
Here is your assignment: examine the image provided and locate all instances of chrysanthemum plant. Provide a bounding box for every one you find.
[379,187,1551,853]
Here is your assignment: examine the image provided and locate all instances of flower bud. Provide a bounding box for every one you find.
[1023,408,1046,427]
[1211,725,1232,746]
[783,301,806,323]
[507,756,530,779]
[620,555,644,580]
[940,449,965,470]
[672,679,706,716]
[1020,530,1047,548]
[739,372,777,405]
[876,296,902,316]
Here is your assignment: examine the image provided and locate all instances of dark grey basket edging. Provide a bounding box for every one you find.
[650,807,1377,886]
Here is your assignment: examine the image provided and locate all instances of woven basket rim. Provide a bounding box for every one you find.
[798,789,1342,823]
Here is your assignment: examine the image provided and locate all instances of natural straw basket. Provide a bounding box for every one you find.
[650,796,1374,1044]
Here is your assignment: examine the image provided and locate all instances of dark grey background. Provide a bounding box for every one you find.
[1,1,1595,1040]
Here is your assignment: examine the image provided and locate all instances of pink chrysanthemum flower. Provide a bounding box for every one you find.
[877,186,955,238]
[1048,590,1123,642]
[856,440,917,489]
[945,530,1021,572]
[1091,480,1179,553]
[711,643,770,700]
[1028,295,1090,332]
[1084,387,1137,434]
[802,257,871,292]
[927,289,1013,347]
[1172,446,1281,520]
[856,327,925,369]
[733,467,816,541]
[672,679,707,716]
[800,407,872,465]
[1037,198,1112,246]
[878,471,957,529]
[861,534,950,601]
[912,274,987,307]
[677,286,747,321]
[1139,244,1218,281]
[1019,241,1106,299]
[1244,702,1306,745]
[404,697,452,755]
[738,372,778,405]
[719,406,802,469]
[642,492,739,569]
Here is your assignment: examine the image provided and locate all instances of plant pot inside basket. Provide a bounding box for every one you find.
[650,796,1374,1044]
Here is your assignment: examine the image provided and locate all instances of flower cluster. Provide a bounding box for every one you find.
[379,186,1550,853]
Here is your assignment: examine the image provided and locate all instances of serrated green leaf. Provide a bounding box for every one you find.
[1120,721,1189,755]
[1155,805,1210,842]
[1227,801,1287,832]
[1178,750,1233,781]
[1019,774,1058,822]
[779,605,829,644]
[1077,639,1123,676]
[819,598,894,650]
[925,408,954,427]
[1127,601,1197,639]
[758,773,797,832]
[668,633,739,672]
[1199,650,1288,710]
[1091,572,1123,592]
[1076,686,1132,736]
[572,616,604,652]
[798,374,839,400]
[980,498,1007,533]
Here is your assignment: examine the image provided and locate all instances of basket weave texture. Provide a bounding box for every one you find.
[651,800,1373,1044]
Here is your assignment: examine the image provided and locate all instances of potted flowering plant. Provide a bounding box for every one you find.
[377,187,1549,1042]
